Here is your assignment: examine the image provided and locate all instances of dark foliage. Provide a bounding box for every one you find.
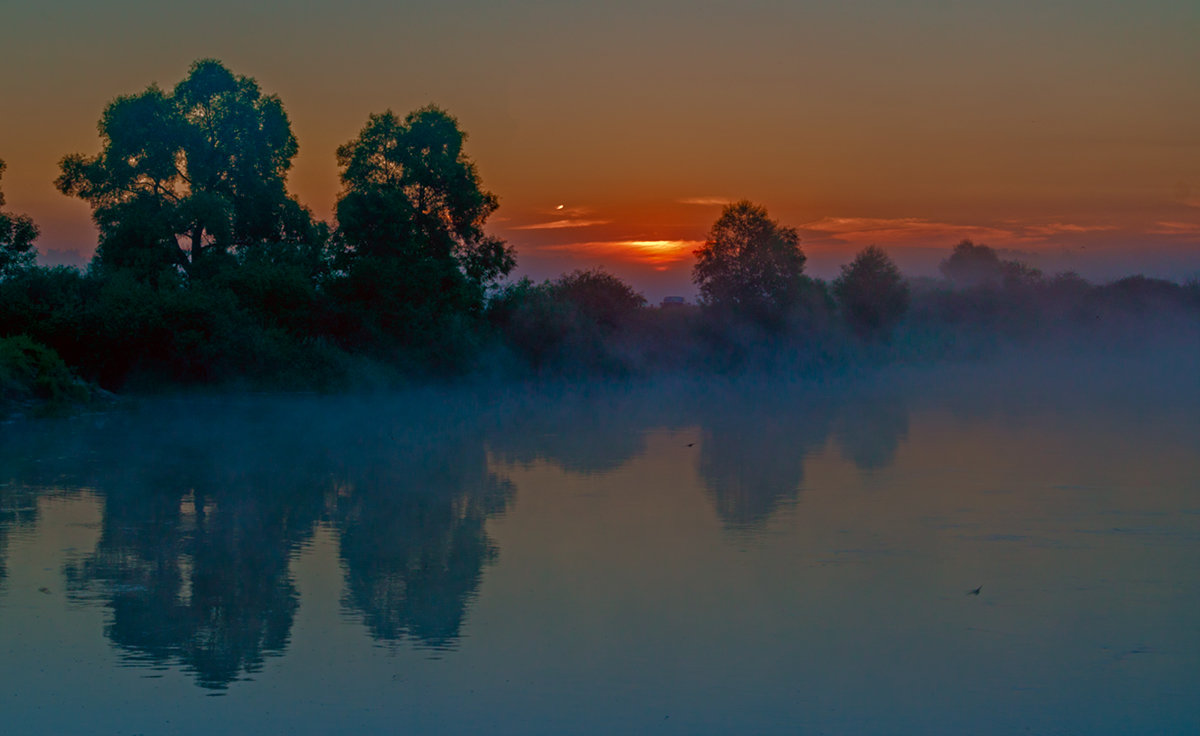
[693,201,808,327]
[0,61,1196,393]
[332,106,514,364]
[487,269,649,374]
[57,60,314,279]
[833,246,910,338]
[0,335,88,407]
[0,160,39,279]
[940,239,1043,290]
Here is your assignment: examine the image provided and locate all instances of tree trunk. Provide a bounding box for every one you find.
[191,225,204,264]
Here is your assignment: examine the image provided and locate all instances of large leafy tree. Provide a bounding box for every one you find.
[0,159,39,279]
[333,106,514,346]
[832,245,910,338]
[692,201,808,322]
[56,60,311,280]
[940,239,1042,290]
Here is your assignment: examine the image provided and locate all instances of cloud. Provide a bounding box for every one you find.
[540,239,703,266]
[678,196,730,206]
[1021,222,1117,237]
[1148,221,1200,236]
[800,217,1017,245]
[800,216,1121,246]
[512,218,613,230]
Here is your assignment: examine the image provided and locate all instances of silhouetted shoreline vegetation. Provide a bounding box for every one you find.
[1,60,1197,408]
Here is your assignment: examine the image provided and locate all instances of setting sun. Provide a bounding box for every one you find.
[622,239,700,264]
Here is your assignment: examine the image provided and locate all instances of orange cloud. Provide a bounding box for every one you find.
[543,239,703,266]
[1021,222,1117,237]
[512,219,613,230]
[800,216,1123,246]
[801,217,1017,245]
[1148,221,1200,236]
[678,196,731,206]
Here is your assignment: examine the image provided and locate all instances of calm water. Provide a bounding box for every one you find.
[2,356,1198,734]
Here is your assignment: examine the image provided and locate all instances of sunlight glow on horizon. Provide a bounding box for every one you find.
[540,238,702,268]
[3,0,1198,289]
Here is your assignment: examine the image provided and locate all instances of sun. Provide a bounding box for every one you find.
[621,240,700,265]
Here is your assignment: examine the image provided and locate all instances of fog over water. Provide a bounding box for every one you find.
[1,343,1198,734]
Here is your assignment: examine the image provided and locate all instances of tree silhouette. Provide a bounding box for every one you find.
[487,269,647,373]
[692,201,808,324]
[832,246,909,338]
[56,60,314,280]
[939,240,1003,287]
[332,106,514,350]
[0,159,38,279]
[553,268,647,330]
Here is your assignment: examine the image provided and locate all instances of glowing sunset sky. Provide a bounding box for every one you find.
[1,0,1197,297]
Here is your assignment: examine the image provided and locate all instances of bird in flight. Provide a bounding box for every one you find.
[968,586,982,596]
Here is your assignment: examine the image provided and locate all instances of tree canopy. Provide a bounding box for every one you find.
[332,106,514,350]
[56,59,313,279]
[692,201,807,322]
[832,245,909,338]
[0,159,39,279]
[939,239,1041,289]
[335,106,513,289]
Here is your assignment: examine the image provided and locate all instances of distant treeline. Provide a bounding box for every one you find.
[1,60,1197,403]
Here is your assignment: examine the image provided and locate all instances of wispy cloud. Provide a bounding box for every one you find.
[678,196,730,206]
[1148,221,1200,236]
[1022,222,1117,237]
[800,216,1121,246]
[512,218,613,230]
[800,217,1016,244]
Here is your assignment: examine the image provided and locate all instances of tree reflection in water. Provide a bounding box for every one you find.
[1,415,90,586]
[485,380,912,529]
[40,395,517,686]
[833,393,910,471]
[0,485,39,585]
[335,452,513,649]
[697,389,836,528]
[60,404,327,690]
[325,396,514,649]
[0,383,917,690]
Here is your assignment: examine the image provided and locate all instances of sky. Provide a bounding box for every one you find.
[1,0,1198,299]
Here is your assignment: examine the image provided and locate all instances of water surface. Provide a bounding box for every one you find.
[2,358,1198,734]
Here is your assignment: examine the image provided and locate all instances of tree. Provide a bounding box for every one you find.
[939,240,1003,286]
[939,239,1041,289]
[332,106,514,347]
[56,59,312,280]
[487,269,647,373]
[0,159,39,279]
[832,246,909,338]
[692,201,807,323]
[553,268,646,330]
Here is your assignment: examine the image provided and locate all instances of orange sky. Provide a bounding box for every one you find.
[1,0,1197,297]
